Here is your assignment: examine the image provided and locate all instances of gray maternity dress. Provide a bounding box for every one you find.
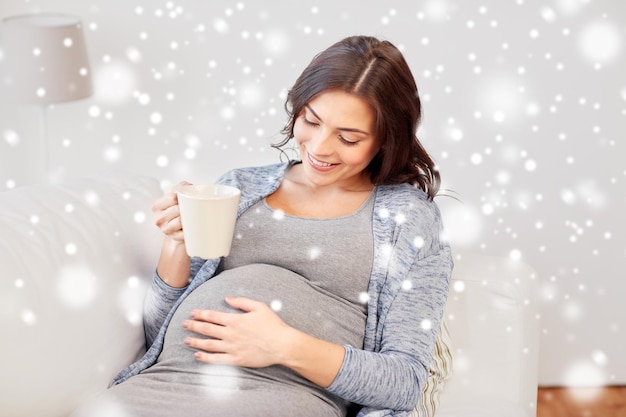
[73,192,374,417]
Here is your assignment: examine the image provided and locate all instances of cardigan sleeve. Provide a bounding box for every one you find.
[326,244,452,412]
[143,256,206,347]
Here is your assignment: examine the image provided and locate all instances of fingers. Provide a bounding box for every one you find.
[184,337,240,365]
[192,350,236,366]
[224,296,264,313]
[182,317,228,339]
[151,180,191,240]
[153,206,183,241]
[151,181,191,215]
[151,191,176,212]
[155,204,182,233]
[172,180,192,193]
[182,313,240,365]
[184,335,226,353]
[189,308,234,326]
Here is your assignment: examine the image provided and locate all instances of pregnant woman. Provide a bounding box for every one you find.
[74,35,453,417]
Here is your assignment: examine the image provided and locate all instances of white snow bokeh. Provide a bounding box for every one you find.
[57,264,98,308]
[118,275,147,326]
[564,360,607,389]
[201,365,241,398]
[578,20,622,64]
[3,129,20,146]
[0,0,624,388]
[93,61,137,103]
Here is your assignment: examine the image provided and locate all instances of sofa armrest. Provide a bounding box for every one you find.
[437,254,540,417]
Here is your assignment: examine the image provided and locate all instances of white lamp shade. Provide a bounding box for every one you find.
[0,13,93,105]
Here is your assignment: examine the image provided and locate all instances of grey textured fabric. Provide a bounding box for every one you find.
[221,194,374,309]
[111,162,453,417]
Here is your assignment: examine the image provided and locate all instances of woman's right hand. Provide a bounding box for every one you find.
[152,181,191,244]
[154,181,193,288]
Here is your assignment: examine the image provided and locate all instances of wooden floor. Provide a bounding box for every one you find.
[537,386,626,417]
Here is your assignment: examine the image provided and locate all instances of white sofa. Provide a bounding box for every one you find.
[436,254,540,417]
[0,172,539,417]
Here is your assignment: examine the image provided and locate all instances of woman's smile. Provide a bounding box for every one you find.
[306,152,336,170]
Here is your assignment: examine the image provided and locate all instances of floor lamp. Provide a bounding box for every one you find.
[1,13,93,183]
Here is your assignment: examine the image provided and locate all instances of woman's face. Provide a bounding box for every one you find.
[293,89,381,190]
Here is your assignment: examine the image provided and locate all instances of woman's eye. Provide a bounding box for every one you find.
[339,135,358,146]
[302,117,318,127]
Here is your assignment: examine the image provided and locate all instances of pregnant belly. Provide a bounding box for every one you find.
[155,264,366,381]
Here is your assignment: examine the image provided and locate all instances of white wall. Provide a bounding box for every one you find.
[1,0,624,387]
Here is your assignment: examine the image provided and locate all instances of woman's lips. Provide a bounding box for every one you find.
[307,152,337,171]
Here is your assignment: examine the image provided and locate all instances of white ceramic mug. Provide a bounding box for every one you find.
[176,184,241,259]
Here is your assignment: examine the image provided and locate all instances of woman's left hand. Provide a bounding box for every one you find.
[182,296,293,368]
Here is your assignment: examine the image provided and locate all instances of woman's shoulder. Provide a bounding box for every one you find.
[375,183,445,235]
[375,183,448,258]
[375,182,440,217]
[217,162,289,189]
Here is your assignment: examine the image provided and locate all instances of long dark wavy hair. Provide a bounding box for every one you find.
[275,35,441,200]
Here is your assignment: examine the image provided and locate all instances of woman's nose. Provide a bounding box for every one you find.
[308,129,334,155]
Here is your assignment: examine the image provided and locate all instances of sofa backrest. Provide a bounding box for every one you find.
[0,172,163,417]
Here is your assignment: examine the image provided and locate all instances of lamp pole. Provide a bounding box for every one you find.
[39,105,49,182]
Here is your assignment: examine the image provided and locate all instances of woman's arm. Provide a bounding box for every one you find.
[143,182,198,345]
[152,183,191,288]
[156,236,190,288]
[281,325,346,388]
[143,270,189,347]
[327,246,453,411]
